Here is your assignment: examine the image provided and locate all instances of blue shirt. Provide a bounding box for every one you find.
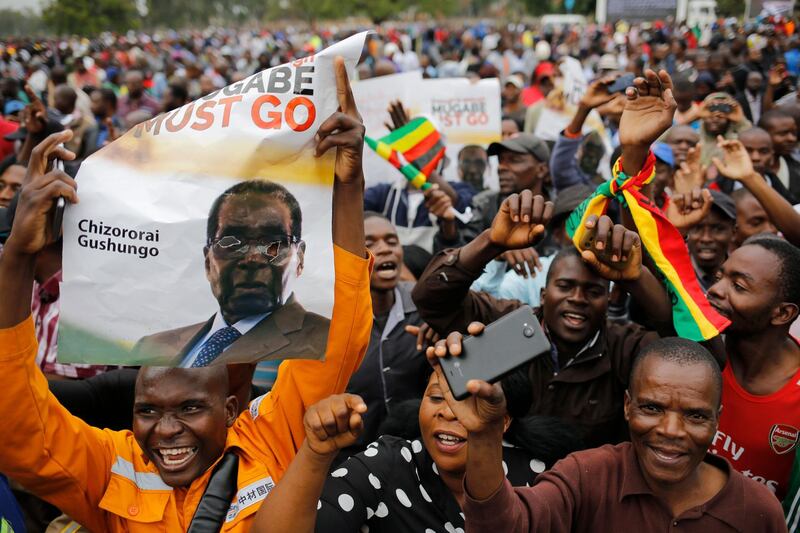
[0,475,25,533]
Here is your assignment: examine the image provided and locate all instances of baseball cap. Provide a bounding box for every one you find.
[552,183,595,223]
[709,190,737,220]
[597,54,619,72]
[488,133,550,163]
[505,74,525,89]
[3,100,24,116]
[533,61,555,80]
[652,142,675,168]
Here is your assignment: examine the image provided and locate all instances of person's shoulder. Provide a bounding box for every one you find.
[550,442,631,480]
[729,468,786,517]
[570,442,629,463]
[299,307,331,328]
[350,436,421,473]
[132,320,209,363]
[502,445,546,486]
[472,189,498,207]
[605,320,657,346]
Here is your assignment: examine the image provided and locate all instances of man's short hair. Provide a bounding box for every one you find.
[169,83,189,103]
[759,109,793,130]
[98,88,117,110]
[458,144,487,160]
[206,180,302,242]
[741,235,800,306]
[672,74,694,94]
[545,246,609,289]
[363,210,391,223]
[629,337,722,406]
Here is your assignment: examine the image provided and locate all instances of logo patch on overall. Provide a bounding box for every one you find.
[769,424,798,455]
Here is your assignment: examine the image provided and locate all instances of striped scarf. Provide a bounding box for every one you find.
[565,152,730,341]
[365,117,446,190]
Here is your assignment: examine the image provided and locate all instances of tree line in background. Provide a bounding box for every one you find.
[0,0,748,37]
[3,0,572,37]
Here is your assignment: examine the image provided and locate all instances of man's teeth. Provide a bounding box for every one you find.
[158,447,197,465]
[653,448,682,460]
[564,312,586,322]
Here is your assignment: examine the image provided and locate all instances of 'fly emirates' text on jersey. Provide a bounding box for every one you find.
[712,358,800,501]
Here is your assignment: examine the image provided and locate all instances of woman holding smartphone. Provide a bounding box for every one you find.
[250,366,544,533]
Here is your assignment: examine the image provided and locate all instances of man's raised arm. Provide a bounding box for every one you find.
[412,191,552,335]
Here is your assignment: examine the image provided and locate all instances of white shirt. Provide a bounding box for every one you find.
[777,156,791,190]
[745,90,762,125]
[179,312,269,367]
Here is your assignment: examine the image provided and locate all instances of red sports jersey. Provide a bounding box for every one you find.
[712,355,800,501]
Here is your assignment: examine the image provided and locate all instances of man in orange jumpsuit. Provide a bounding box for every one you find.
[0,57,373,532]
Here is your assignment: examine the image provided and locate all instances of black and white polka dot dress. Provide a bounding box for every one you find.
[314,435,544,533]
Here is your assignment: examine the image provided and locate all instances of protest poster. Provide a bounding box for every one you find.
[352,70,423,187]
[58,32,368,366]
[415,77,502,183]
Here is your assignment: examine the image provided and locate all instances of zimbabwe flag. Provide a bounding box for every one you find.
[365,117,446,190]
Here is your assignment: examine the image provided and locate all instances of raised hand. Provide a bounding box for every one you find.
[4,130,77,257]
[596,93,626,117]
[666,188,713,233]
[725,100,746,124]
[489,190,553,251]
[580,75,619,110]
[579,214,642,281]
[405,322,440,352]
[769,64,787,88]
[315,56,365,185]
[500,247,542,279]
[712,137,758,182]
[23,84,47,135]
[384,99,411,131]
[104,117,119,144]
[423,184,455,221]
[424,323,507,434]
[673,145,704,194]
[303,394,367,457]
[618,69,677,149]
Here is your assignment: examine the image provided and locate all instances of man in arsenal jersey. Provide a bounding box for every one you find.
[709,139,800,505]
[706,235,800,501]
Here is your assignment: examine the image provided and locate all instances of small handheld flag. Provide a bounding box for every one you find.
[365,117,446,190]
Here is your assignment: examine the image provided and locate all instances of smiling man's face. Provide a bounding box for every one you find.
[205,193,302,325]
[133,367,237,487]
[625,356,719,489]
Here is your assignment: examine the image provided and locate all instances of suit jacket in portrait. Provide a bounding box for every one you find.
[132,296,330,366]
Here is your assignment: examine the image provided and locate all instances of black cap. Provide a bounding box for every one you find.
[488,133,550,163]
[4,118,64,142]
[709,190,736,220]
[552,183,595,222]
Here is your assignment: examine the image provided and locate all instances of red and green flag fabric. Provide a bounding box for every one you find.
[365,117,446,191]
[565,151,730,341]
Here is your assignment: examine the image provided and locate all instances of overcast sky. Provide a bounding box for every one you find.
[0,0,44,12]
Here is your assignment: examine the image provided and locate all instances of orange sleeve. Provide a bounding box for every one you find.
[0,316,115,532]
[239,245,373,477]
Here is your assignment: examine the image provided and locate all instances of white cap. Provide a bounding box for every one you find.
[535,40,551,61]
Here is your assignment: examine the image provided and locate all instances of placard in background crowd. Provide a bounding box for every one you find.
[354,73,502,188]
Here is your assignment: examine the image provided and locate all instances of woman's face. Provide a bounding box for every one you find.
[418,373,509,477]
[419,373,469,476]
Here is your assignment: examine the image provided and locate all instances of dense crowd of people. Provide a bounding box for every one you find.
[1,12,800,533]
